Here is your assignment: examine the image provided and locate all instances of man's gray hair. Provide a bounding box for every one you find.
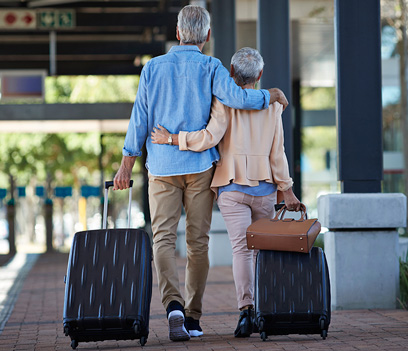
[231,47,264,86]
[177,5,211,45]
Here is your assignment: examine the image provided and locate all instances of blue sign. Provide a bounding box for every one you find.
[0,189,6,199]
[81,185,100,198]
[17,187,26,198]
[54,186,72,198]
[35,186,45,197]
[1,74,44,100]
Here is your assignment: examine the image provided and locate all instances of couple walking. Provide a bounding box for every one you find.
[113,4,300,341]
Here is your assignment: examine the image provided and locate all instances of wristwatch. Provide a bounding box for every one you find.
[167,135,172,145]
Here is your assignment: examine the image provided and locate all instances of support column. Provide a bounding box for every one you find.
[292,79,302,200]
[99,133,104,228]
[211,0,236,69]
[257,0,293,174]
[7,200,16,255]
[49,31,57,76]
[7,175,16,254]
[45,199,54,252]
[335,0,382,193]
[318,0,406,312]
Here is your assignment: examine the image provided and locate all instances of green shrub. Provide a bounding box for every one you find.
[313,233,324,249]
[399,253,408,310]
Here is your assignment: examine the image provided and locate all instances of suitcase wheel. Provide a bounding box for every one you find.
[71,340,78,349]
[140,336,147,346]
[319,317,328,339]
[261,331,267,341]
[319,318,325,330]
[134,320,142,335]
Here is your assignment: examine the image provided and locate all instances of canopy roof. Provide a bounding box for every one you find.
[0,0,185,75]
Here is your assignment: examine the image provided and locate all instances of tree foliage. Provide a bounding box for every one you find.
[0,132,126,197]
[0,75,139,197]
[381,0,408,226]
[45,75,139,103]
[302,127,337,171]
[301,87,336,111]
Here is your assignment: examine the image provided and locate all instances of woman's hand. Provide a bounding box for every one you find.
[282,188,301,211]
[151,124,170,144]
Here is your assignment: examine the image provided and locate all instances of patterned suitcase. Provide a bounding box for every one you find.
[255,247,330,341]
[63,181,152,349]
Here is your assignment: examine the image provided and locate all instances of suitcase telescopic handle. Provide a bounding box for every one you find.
[105,180,133,189]
[103,180,133,229]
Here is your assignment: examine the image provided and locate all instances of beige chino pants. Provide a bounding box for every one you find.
[217,191,277,310]
[148,167,214,320]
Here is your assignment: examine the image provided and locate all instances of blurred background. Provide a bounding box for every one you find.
[0,0,407,255]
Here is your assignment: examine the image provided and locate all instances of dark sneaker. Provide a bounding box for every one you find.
[234,309,253,338]
[253,318,259,333]
[185,317,203,337]
[252,309,259,333]
[166,301,190,342]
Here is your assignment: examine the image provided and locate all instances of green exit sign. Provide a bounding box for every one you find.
[38,9,75,29]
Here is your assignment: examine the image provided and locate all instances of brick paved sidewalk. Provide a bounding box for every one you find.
[0,252,408,351]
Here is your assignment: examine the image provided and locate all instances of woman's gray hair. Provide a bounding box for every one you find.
[231,47,264,86]
[177,5,211,45]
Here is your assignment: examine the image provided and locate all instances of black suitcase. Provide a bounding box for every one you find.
[63,181,152,349]
[255,247,330,341]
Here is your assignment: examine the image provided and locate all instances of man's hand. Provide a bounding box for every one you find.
[268,88,289,110]
[113,156,136,190]
[151,124,170,144]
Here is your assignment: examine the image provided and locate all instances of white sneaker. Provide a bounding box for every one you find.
[168,310,190,341]
[189,329,204,337]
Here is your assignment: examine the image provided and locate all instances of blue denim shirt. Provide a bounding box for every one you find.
[123,45,271,176]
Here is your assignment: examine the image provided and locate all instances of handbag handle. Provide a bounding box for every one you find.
[272,203,307,221]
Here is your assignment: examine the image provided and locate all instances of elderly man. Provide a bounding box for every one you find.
[113,5,288,342]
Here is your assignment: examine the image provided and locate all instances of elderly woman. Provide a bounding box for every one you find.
[151,47,300,338]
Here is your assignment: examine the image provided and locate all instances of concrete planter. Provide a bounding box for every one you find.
[318,193,407,310]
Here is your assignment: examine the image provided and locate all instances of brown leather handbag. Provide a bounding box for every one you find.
[246,203,321,253]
